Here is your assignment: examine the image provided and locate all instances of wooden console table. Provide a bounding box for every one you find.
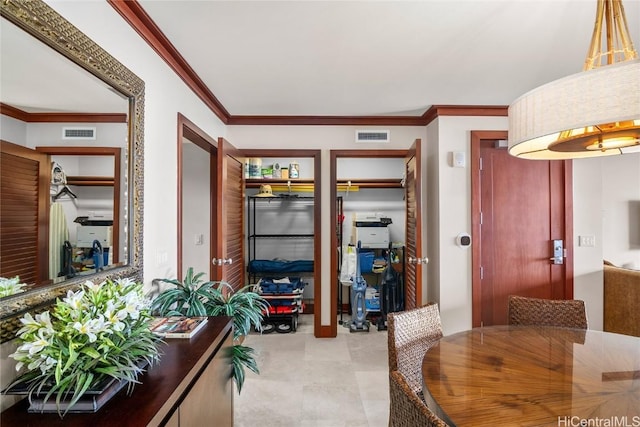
[1,316,234,427]
[422,325,640,426]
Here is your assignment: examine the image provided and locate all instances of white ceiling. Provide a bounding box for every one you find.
[2,1,639,118]
[0,17,128,114]
[137,0,640,117]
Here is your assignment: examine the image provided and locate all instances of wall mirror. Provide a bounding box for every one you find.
[0,0,144,342]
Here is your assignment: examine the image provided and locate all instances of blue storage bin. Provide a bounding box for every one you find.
[358,251,374,273]
[365,297,380,311]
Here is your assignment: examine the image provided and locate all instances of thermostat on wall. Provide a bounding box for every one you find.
[456,232,471,247]
[453,151,466,168]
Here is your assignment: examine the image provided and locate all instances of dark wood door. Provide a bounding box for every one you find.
[404,138,424,310]
[471,131,573,327]
[213,137,245,290]
[0,141,49,285]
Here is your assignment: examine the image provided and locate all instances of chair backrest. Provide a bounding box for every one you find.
[387,303,443,394]
[389,370,449,427]
[508,295,588,329]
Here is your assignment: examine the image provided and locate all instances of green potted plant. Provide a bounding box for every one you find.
[5,278,161,417]
[151,268,269,393]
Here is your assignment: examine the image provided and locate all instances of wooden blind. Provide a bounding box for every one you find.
[404,156,417,310]
[224,155,244,290]
[0,143,48,284]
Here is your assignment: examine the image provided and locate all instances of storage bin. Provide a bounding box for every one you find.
[358,251,374,273]
[365,287,380,311]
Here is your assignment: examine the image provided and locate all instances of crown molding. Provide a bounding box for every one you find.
[1,103,127,123]
[110,1,508,127]
[108,0,230,124]
[421,105,508,125]
[228,115,426,126]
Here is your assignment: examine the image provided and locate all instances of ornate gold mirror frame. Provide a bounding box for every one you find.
[0,0,144,342]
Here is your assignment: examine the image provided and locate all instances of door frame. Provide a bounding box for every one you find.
[470,130,574,327]
[177,113,217,280]
[242,149,322,335]
[329,150,409,337]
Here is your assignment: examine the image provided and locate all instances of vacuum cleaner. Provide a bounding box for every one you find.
[350,241,370,333]
[378,243,400,330]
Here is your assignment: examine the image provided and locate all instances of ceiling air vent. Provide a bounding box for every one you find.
[355,130,390,143]
[62,127,96,140]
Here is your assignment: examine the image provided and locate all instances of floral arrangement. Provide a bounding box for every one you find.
[0,276,28,297]
[7,277,162,416]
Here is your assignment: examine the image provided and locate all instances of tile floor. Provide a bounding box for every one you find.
[234,314,390,427]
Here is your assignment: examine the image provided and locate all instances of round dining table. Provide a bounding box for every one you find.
[422,325,640,427]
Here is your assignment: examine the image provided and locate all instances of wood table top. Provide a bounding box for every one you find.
[422,325,640,427]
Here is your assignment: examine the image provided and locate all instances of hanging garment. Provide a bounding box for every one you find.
[49,202,69,279]
[339,244,357,285]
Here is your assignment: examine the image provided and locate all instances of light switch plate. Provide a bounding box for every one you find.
[579,235,596,247]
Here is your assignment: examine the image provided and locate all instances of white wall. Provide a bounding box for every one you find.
[0,115,26,143]
[228,125,426,326]
[572,152,640,330]
[601,153,640,269]
[427,117,639,334]
[426,116,509,335]
[182,141,211,277]
[45,0,229,286]
[28,124,128,259]
[337,157,406,246]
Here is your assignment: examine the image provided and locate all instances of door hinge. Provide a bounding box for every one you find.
[480,211,483,225]
[480,266,484,280]
[479,157,483,171]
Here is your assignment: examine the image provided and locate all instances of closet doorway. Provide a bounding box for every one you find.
[177,114,245,287]
[329,140,423,337]
[242,150,321,334]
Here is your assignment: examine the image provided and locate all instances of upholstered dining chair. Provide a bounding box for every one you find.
[508,295,588,329]
[387,303,447,427]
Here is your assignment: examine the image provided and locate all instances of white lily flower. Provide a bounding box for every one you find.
[63,289,85,311]
[90,315,111,334]
[40,356,57,374]
[73,320,98,343]
[35,312,55,336]
[104,306,126,332]
[24,336,49,355]
[84,280,101,292]
[27,359,43,371]
[0,276,27,297]
[9,276,160,410]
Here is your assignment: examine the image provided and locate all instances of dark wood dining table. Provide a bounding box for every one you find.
[422,325,640,427]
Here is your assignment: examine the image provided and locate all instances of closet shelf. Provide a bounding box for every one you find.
[245,178,403,190]
[66,176,114,186]
[339,179,403,188]
[249,234,314,239]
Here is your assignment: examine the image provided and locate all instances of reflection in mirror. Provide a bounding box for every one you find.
[1,11,128,288]
[0,0,144,343]
[36,147,126,278]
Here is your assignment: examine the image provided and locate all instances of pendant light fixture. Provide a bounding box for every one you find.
[508,0,640,159]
